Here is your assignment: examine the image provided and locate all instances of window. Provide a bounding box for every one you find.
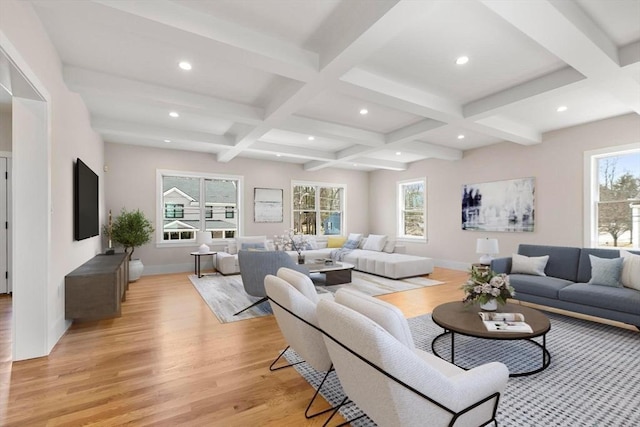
[164,203,184,219]
[292,182,345,235]
[398,178,426,240]
[158,170,242,245]
[225,206,234,219]
[584,145,640,249]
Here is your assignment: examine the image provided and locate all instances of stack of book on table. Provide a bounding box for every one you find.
[478,312,533,333]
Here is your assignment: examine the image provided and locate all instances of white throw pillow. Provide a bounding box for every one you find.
[362,234,388,252]
[235,236,268,253]
[511,253,549,276]
[382,240,396,253]
[620,250,640,291]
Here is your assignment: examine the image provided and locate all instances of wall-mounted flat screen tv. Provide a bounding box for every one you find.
[74,158,99,240]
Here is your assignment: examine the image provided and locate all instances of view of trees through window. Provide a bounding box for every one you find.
[597,151,640,248]
[399,179,426,238]
[293,184,343,235]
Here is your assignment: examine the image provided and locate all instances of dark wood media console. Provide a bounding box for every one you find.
[65,253,130,321]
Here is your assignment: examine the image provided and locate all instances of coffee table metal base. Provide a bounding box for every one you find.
[431,330,551,377]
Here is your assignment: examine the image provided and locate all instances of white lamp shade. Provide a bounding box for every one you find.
[476,238,499,265]
[196,231,212,253]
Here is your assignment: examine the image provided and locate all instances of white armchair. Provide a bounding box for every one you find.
[264,268,338,419]
[317,289,509,427]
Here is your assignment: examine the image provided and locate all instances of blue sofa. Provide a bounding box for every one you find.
[491,244,640,328]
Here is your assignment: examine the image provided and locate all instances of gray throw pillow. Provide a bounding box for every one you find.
[241,242,266,250]
[588,255,623,287]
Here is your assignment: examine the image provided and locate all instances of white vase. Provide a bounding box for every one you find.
[480,298,498,311]
[129,259,144,282]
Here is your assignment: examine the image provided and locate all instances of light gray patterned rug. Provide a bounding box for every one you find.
[285,312,640,426]
[188,271,443,323]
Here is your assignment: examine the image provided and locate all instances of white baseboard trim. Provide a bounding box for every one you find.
[143,262,192,276]
[433,259,471,271]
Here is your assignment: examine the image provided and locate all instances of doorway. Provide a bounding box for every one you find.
[1,39,51,361]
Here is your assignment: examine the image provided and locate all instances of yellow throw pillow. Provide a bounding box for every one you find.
[327,236,347,248]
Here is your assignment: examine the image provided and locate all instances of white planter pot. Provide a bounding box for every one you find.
[129,259,144,282]
[480,299,498,311]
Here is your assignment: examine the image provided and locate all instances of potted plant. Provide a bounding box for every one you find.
[107,208,154,282]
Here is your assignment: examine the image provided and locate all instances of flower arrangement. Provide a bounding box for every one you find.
[274,229,309,255]
[461,267,515,306]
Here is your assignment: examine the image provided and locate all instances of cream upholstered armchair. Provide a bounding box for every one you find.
[264,268,337,419]
[317,289,509,427]
[235,250,308,316]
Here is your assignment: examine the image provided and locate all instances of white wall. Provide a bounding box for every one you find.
[1,0,103,358]
[369,113,640,270]
[104,143,370,274]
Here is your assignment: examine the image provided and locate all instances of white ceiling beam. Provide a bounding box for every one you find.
[463,67,585,119]
[339,68,463,122]
[481,0,640,114]
[247,142,336,161]
[280,116,385,147]
[64,67,263,125]
[481,0,619,76]
[217,0,439,163]
[303,157,407,172]
[398,141,463,161]
[385,119,447,144]
[473,116,541,146]
[102,133,223,154]
[92,117,234,147]
[91,0,318,82]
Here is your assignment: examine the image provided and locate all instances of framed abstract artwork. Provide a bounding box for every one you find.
[462,177,535,232]
[254,187,283,223]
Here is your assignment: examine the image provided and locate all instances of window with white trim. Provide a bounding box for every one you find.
[158,171,242,244]
[584,145,640,249]
[292,182,345,235]
[397,178,426,240]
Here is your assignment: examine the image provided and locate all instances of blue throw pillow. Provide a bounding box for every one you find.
[588,255,623,287]
[342,239,359,249]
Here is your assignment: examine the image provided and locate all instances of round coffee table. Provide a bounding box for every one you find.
[431,301,551,377]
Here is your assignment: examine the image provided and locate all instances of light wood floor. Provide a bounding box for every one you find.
[0,268,634,426]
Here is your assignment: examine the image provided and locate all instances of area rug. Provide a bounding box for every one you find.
[188,271,443,324]
[285,312,640,426]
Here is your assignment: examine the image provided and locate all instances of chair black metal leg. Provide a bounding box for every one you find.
[322,396,349,427]
[233,297,268,316]
[305,366,338,419]
[269,346,305,371]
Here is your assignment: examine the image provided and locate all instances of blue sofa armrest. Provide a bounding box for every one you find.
[491,257,512,274]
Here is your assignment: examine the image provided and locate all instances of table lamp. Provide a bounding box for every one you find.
[476,238,499,265]
[196,230,212,254]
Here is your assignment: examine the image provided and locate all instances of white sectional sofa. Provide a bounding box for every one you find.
[215,234,434,279]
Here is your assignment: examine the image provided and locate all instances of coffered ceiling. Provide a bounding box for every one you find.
[27,0,640,171]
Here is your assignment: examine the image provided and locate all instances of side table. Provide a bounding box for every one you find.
[190,251,217,278]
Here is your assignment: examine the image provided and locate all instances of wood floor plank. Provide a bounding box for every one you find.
[1,267,633,426]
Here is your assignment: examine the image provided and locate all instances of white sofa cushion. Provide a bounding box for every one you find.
[362,234,387,251]
[620,250,640,291]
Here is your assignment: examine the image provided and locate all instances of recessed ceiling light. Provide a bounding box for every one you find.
[169,111,179,118]
[456,56,469,65]
[308,136,315,141]
[396,151,401,155]
[353,163,358,167]
[178,61,192,71]
[457,134,465,139]
[164,139,171,143]
[359,108,368,115]
[276,154,282,157]
[557,105,568,112]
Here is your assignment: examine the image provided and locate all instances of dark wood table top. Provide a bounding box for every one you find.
[432,301,550,339]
